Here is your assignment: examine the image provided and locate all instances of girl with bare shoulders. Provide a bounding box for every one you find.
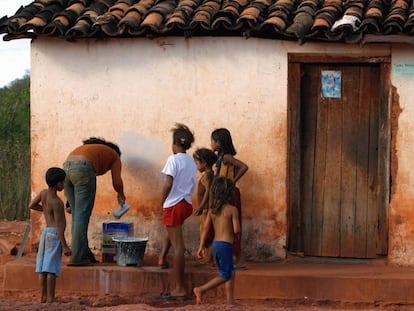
[211,128,248,267]
[193,177,240,305]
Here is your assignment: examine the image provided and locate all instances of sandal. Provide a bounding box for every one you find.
[160,292,190,301]
[67,260,94,266]
[158,262,169,269]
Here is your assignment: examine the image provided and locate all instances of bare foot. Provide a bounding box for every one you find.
[193,287,202,305]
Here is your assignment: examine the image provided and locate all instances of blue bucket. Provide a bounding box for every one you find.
[102,222,134,263]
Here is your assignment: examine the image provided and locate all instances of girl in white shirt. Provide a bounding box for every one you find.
[159,123,197,300]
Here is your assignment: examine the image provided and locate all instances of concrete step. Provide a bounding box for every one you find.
[4,254,414,304]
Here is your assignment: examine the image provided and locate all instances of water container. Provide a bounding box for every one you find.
[102,222,134,262]
[112,236,148,266]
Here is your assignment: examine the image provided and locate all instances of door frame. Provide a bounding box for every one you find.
[287,53,391,257]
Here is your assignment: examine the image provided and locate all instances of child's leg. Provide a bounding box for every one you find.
[46,273,57,303]
[224,271,235,304]
[193,276,227,305]
[204,246,214,265]
[231,188,242,263]
[198,214,206,263]
[166,225,186,296]
[39,273,47,303]
[158,230,171,267]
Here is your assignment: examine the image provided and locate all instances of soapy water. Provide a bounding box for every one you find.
[119,132,170,168]
[113,237,148,266]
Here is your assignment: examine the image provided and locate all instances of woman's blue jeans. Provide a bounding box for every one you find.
[63,160,96,263]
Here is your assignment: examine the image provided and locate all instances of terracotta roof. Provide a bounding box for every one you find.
[2,0,414,44]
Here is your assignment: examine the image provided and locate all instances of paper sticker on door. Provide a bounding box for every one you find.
[321,70,341,98]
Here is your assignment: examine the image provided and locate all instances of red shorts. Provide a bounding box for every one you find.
[162,200,193,226]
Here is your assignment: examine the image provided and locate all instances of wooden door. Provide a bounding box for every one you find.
[300,63,383,258]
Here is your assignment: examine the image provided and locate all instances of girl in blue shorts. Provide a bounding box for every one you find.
[193,177,241,305]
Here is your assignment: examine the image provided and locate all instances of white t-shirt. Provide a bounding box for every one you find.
[161,152,197,208]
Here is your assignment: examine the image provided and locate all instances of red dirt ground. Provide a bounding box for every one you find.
[0,221,412,311]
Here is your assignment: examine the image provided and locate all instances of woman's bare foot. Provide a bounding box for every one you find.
[193,287,202,305]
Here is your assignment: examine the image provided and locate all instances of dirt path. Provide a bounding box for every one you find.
[0,221,412,310]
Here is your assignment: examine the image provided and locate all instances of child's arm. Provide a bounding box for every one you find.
[28,189,47,212]
[195,173,214,216]
[231,206,241,236]
[223,154,248,184]
[54,200,72,256]
[160,175,173,207]
[65,201,72,214]
[197,212,213,259]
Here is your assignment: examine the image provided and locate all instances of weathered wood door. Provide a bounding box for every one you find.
[296,63,389,258]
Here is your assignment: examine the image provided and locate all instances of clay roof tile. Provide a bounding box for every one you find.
[3,0,414,43]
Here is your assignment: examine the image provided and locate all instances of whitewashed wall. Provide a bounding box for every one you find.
[29,37,410,264]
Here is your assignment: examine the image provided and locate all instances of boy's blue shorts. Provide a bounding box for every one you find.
[36,227,62,276]
[212,241,234,280]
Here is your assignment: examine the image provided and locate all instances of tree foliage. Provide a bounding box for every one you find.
[0,74,30,220]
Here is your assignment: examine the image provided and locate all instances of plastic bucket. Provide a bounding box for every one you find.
[112,237,148,266]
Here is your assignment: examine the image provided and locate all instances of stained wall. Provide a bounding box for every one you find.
[388,45,414,265]
[28,37,411,264]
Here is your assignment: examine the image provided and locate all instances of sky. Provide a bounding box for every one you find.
[0,0,32,87]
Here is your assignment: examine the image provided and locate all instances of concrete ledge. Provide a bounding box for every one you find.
[4,255,414,303]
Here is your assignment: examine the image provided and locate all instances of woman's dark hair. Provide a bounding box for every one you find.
[209,177,234,215]
[45,167,66,187]
[83,137,121,156]
[171,123,194,150]
[211,128,236,156]
[193,148,218,167]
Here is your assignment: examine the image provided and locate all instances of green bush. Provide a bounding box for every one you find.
[0,74,30,220]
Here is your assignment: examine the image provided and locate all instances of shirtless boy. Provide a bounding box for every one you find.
[29,167,72,303]
[193,176,240,305]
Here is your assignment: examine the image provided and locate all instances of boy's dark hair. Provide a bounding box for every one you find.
[171,123,194,150]
[83,136,121,156]
[209,177,234,215]
[45,167,66,187]
[211,128,236,156]
[193,148,218,167]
